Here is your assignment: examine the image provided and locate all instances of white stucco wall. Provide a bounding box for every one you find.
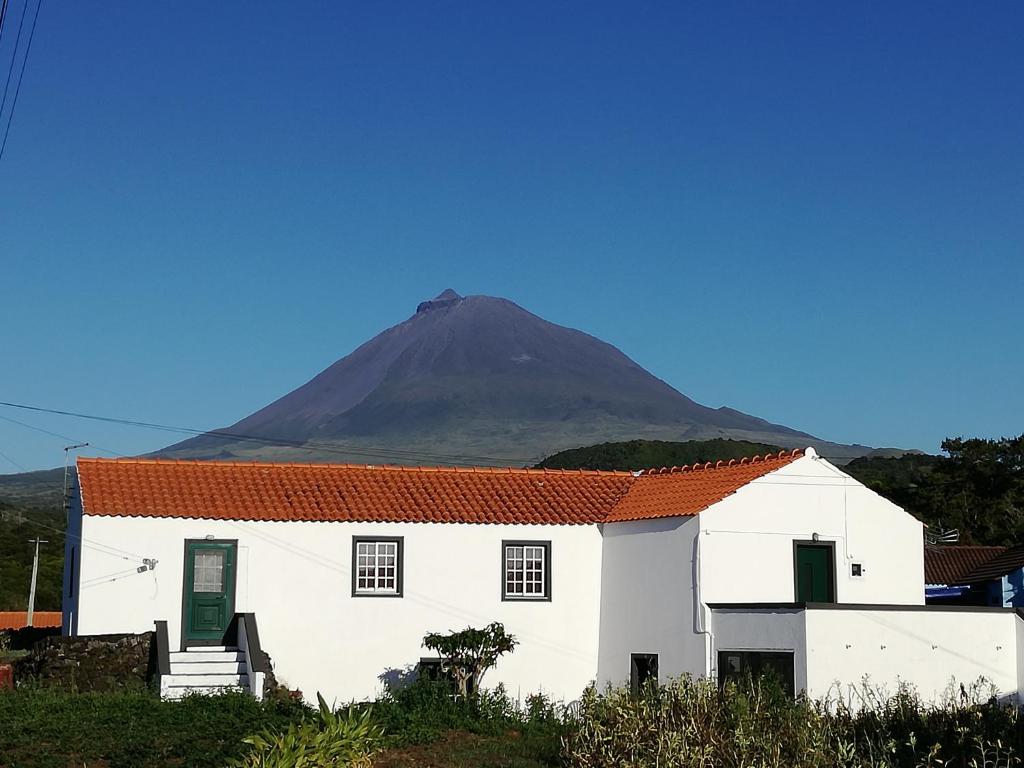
[713,606,1024,706]
[804,607,1021,705]
[698,453,925,607]
[596,516,705,687]
[72,514,603,705]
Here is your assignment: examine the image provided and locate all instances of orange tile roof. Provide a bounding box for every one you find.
[76,450,803,526]
[0,611,62,630]
[604,451,804,522]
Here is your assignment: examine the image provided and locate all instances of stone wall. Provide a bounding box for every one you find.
[14,632,156,691]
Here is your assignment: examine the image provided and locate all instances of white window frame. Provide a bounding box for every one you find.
[352,537,403,597]
[502,540,551,601]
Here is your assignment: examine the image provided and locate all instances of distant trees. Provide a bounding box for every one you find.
[536,438,781,471]
[845,435,1024,545]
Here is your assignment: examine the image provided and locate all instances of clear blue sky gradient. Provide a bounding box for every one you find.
[1,2,1022,471]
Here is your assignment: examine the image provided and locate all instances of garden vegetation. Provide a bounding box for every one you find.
[4,675,1024,768]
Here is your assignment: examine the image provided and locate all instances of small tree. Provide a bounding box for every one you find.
[422,622,517,697]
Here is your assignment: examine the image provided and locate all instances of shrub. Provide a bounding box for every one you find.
[422,622,517,697]
[232,693,384,768]
[563,676,1024,768]
[373,677,567,753]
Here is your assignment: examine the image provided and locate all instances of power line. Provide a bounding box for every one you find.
[0,445,27,472]
[0,412,125,457]
[0,0,42,164]
[0,399,539,466]
[0,0,10,45]
[0,0,29,117]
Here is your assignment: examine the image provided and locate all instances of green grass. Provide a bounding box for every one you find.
[0,688,309,768]
[0,683,562,768]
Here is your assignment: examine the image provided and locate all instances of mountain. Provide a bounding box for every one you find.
[162,290,899,465]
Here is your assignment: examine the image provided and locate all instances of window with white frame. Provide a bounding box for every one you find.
[502,541,550,600]
[352,537,403,597]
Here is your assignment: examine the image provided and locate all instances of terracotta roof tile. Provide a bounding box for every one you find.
[76,450,805,526]
[0,611,61,630]
[923,545,1007,585]
[605,450,803,522]
[957,545,1024,585]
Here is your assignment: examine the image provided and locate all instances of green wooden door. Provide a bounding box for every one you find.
[795,544,834,603]
[183,541,236,644]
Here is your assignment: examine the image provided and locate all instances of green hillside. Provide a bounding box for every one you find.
[536,438,784,471]
[0,502,64,611]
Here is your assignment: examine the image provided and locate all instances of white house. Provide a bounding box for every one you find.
[62,448,1024,705]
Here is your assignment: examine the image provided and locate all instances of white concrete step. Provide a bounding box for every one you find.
[185,645,238,652]
[163,684,247,700]
[169,650,244,663]
[170,661,246,675]
[163,673,249,687]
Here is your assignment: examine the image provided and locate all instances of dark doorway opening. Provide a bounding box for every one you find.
[630,653,659,694]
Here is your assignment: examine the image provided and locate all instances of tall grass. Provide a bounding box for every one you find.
[564,676,1024,767]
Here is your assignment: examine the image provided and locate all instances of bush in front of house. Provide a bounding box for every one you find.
[373,677,564,747]
[230,693,384,768]
[563,675,1024,768]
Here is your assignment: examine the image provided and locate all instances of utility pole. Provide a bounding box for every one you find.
[63,443,88,523]
[27,537,48,626]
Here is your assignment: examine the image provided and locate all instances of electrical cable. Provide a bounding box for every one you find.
[0,399,540,465]
[0,0,27,117]
[0,0,10,45]
[0,0,42,164]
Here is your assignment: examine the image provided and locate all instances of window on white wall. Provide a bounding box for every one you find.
[352,537,403,597]
[502,540,551,601]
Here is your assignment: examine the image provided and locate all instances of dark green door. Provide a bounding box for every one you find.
[795,543,834,603]
[183,541,236,644]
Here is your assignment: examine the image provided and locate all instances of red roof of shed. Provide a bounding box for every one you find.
[0,611,61,630]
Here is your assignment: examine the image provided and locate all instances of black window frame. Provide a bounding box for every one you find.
[630,652,659,694]
[717,650,795,697]
[501,540,552,602]
[351,536,404,598]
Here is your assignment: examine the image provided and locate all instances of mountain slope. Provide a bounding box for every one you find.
[163,290,890,464]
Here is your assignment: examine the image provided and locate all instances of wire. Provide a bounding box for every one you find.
[0,445,27,472]
[0,0,10,45]
[0,399,539,466]
[0,0,27,118]
[0,412,125,456]
[14,509,151,562]
[0,0,41,164]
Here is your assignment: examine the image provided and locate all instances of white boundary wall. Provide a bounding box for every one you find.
[713,606,1024,706]
[805,608,1022,705]
[69,515,603,705]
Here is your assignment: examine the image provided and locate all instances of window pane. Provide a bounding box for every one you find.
[355,540,400,594]
[193,550,225,593]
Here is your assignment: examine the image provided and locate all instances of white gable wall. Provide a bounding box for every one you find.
[698,453,925,606]
[73,514,602,705]
[596,516,705,688]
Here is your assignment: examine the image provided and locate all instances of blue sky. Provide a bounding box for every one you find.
[1,2,1021,472]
